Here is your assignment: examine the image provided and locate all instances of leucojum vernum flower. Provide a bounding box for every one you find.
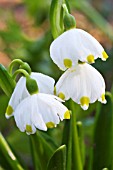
[5,3,108,136]
[50,29,108,110]
[5,69,70,135]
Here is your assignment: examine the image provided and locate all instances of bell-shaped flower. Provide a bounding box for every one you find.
[55,63,106,110]
[5,73,55,118]
[13,93,70,135]
[50,28,108,71]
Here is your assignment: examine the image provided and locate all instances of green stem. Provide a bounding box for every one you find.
[62,4,69,15]
[77,121,85,166]
[8,59,24,75]
[71,100,83,170]
[12,69,30,80]
[0,133,24,170]
[66,117,72,170]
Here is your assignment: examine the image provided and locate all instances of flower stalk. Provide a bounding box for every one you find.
[71,100,83,170]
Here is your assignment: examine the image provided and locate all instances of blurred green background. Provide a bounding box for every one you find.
[0,0,113,169]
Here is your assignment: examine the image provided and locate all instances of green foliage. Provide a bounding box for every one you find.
[92,93,113,170]
[71,0,113,41]
[24,0,50,25]
[47,145,66,170]
[0,64,15,97]
[30,131,57,170]
[0,0,113,170]
[50,0,70,39]
[0,133,24,170]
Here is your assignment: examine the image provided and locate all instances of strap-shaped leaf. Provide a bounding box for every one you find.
[30,131,56,170]
[0,64,15,97]
[47,145,66,170]
[92,92,113,170]
[0,133,24,170]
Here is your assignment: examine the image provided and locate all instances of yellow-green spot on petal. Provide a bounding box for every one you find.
[26,125,32,133]
[87,55,95,63]
[64,58,72,68]
[80,96,90,106]
[58,92,65,100]
[54,86,56,95]
[101,94,105,101]
[46,122,55,128]
[64,110,70,119]
[6,105,13,116]
[102,51,108,61]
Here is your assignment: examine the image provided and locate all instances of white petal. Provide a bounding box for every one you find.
[14,95,47,133]
[56,63,106,109]
[31,95,47,131]
[6,77,29,118]
[37,93,69,123]
[31,73,55,94]
[50,28,107,70]
[55,69,72,100]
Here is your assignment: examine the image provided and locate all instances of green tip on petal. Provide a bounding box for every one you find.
[64,58,72,68]
[64,110,70,119]
[58,92,65,100]
[99,94,107,104]
[46,122,55,128]
[102,51,108,61]
[6,105,14,117]
[87,55,95,63]
[101,94,105,101]
[80,96,90,110]
[26,125,32,133]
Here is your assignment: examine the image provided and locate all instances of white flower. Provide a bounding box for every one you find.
[5,73,55,118]
[50,28,108,71]
[55,63,106,110]
[12,94,70,135]
[5,73,70,134]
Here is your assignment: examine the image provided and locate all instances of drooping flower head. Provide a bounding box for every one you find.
[6,73,55,118]
[55,63,106,110]
[13,93,70,135]
[50,28,108,71]
[6,73,70,134]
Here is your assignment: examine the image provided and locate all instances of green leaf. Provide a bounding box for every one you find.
[47,145,66,170]
[0,133,24,170]
[92,92,113,170]
[50,0,69,39]
[40,131,58,150]
[0,64,15,97]
[30,131,55,170]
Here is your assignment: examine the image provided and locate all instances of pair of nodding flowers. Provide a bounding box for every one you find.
[6,28,108,135]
